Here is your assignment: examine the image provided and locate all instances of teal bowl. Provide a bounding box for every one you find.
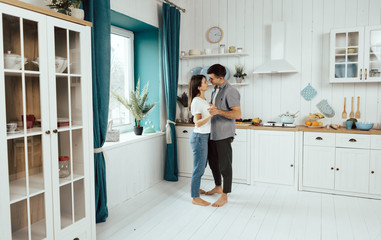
[355,122,373,131]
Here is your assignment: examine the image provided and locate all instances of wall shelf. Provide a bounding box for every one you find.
[180,52,248,59]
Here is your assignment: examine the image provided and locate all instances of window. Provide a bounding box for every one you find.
[109,26,134,131]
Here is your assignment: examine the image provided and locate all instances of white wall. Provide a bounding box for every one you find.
[111,0,161,28]
[103,134,166,209]
[179,0,381,126]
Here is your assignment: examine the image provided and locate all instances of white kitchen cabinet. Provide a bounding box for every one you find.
[335,148,370,193]
[330,25,381,83]
[303,146,335,190]
[253,130,295,185]
[0,2,94,240]
[370,150,381,194]
[176,126,250,184]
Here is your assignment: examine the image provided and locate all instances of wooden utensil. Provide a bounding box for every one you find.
[342,97,347,119]
[355,96,361,119]
[349,96,354,118]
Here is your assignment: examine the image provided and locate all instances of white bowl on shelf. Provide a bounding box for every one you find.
[55,57,68,73]
[4,51,27,70]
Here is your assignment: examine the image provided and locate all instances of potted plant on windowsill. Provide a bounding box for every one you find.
[111,78,156,135]
[45,0,72,15]
[234,65,247,83]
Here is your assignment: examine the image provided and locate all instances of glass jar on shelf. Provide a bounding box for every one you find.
[219,44,225,54]
[59,156,70,178]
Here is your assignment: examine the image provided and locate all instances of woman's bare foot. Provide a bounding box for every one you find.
[192,197,211,206]
[200,189,206,194]
[205,185,223,195]
[212,193,228,207]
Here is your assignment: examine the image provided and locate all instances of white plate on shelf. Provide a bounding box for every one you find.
[7,129,21,134]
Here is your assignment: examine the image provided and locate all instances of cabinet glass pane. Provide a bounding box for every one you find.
[74,179,85,222]
[11,199,28,240]
[71,77,82,126]
[335,33,346,47]
[347,64,358,78]
[370,30,381,46]
[348,32,359,46]
[5,73,24,135]
[58,131,71,184]
[3,14,23,70]
[25,76,41,132]
[72,129,84,179]
[60,183,73,229]
[54,27,68,74]
[8,138,27,202]
[347,55,358,63]
[335,55,345,63]
[369,62,381,77]
[335,64,346,78]
[27,135,44,195]
[30,193,46,240]
[69,31,81,74]
[23,19,39,72]
[56,77,70,129]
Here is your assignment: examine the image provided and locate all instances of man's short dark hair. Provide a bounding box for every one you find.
[207,64,226,78]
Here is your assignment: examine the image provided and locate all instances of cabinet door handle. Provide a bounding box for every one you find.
[290,164,294,167]
[360,68,363,80]
[349,138,357,142]
[365,68,367,80]
[45,130,51,135]
[331,167,334,170]
[336,168,340,171]
[371,170,375,174]
[183,130,188,133]
[315,137,323,141]
[53,129,58,133]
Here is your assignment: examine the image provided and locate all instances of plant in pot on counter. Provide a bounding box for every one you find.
[111,78,156,135]
[177,92,191,123]
[234,65,247,83]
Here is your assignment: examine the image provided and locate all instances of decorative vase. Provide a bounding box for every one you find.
[182,107,190,123]
[235,77,243,83]
[133,126,143,135]
[71,8,84,20]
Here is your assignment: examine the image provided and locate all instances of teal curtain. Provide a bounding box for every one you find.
[83,0,110,223]
[162,3,180,181]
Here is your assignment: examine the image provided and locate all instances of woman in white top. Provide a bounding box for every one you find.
[188,75,212,206]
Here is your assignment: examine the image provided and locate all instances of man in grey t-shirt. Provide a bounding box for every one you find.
[206,64,241,207]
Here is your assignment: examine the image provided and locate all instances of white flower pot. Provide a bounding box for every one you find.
[71,8,84,20]
[235,77,243,83]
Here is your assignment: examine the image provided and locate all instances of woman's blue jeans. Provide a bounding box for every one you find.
[189,132,209,198]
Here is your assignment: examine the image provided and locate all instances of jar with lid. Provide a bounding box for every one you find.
[237,47,243,53]
[219,44,225,54]
[59,156,70,178]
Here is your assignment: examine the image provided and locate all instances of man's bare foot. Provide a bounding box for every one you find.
[192,197,211,206]
[212,193,228,207]
[205,185,223,195]
[200,189,206,194]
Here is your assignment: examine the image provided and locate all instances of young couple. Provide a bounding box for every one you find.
[188,64,241,207]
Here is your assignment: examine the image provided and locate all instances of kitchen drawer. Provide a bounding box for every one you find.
[371,135,381,150]
[304,132,335,147]
[176,126,193,138]
[234,129,248,142]
[336,133,370,149]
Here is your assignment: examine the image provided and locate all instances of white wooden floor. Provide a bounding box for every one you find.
[96,177,381,240]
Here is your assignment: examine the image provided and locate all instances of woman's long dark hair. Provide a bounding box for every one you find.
[188,75,205,110]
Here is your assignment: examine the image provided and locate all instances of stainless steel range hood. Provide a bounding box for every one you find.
[253,22,297,74]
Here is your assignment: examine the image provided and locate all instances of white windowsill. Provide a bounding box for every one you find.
[102,131,165,151]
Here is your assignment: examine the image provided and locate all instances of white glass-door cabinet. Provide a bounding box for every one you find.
[0,2,95,240]
[330,25,381,83]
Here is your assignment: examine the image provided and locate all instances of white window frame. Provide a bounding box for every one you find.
[110,26,134,133]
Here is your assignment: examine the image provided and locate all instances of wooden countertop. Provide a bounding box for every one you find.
[176,123,381,135]
[1,0,92,27]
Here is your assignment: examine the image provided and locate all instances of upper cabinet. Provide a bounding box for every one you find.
[330,26,381,83]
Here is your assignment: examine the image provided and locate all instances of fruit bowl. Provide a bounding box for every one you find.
[355,122,373,131]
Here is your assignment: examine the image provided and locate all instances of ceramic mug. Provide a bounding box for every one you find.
[346,121,353,130]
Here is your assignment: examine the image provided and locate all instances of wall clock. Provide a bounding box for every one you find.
[207,26,223,43]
